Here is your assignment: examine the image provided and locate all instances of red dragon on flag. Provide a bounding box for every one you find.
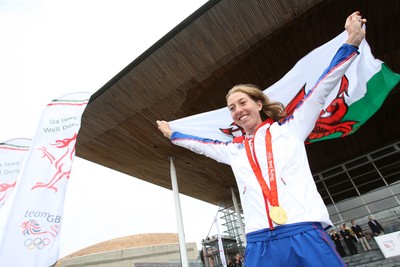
[285,75,358,143]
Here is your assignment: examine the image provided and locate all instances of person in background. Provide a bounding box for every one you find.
[330,229,347,257]
[343,222,358,243]
[233,253,242,267]
[368,215,385,236]
[351,219,372,251]
[227,257,233,267]
[157,11,366,267]
[340,224,358,255]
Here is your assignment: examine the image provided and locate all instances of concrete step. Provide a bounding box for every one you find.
[342,242,400,267]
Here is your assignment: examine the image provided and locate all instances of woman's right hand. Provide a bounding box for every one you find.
[344,11,366,47]
[156,120,173,139]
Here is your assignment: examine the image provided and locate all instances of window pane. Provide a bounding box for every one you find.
[328,179,354,194]
[331,189,358,203]
[367,196,399,213]
[334,196,365,212]
[390,182,400,194]
[348,163,375,178]
[318,188,329,199]
[384,173,400,185]
[358,180,386,194]
[352,171,381,186]
[363,187,393,203]
[345,156,368,169]
[327,205,339,214]
[329,214,342,223]
[324,172,349,187]
[370,146,396,159]
[380,161,400,177]
[340,206,369,221]
[322,166,343,178]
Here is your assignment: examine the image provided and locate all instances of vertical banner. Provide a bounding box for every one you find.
[0,92,91,267]
[0,138,31,209]
[215,216,227,267]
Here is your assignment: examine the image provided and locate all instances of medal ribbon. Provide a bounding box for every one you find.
[244,129,279,228]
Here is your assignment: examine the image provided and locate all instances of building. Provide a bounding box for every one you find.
[56,233,199,267]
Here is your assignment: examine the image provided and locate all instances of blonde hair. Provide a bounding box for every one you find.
[226,84,285,121]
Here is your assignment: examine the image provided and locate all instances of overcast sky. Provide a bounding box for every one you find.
[0,0,223,258]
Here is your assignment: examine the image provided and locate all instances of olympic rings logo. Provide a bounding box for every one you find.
[24,238,50,250]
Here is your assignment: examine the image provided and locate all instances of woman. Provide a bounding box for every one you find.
[233,253,243,267]
[330,229,347,257]
[157,12,366,267]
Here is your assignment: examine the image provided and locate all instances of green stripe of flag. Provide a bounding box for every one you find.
[345,63,400,129]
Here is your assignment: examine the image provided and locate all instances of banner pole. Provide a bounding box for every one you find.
[215,216,227,267]
[169,156,189,267]
[231,188,246,246]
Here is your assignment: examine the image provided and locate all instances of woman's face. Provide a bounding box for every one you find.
[227,91,263,135]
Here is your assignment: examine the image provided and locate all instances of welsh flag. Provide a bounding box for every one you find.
[170,31,400,142]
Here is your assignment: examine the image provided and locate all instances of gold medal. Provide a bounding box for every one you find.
[270,206,287,225]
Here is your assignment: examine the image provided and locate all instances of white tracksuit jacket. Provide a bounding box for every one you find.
[171,44,359,234]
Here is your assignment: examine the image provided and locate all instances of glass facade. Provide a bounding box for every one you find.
[313,141,400,225]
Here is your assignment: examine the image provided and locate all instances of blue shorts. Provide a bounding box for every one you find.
[244,222,346,267]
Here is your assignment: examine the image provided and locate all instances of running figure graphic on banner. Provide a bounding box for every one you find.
[32,133,77,192]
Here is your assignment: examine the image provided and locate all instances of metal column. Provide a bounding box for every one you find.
[169,156,189,267]
[231,188,246,246]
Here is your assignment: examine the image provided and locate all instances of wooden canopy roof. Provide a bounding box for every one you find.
[76,0,400,206]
